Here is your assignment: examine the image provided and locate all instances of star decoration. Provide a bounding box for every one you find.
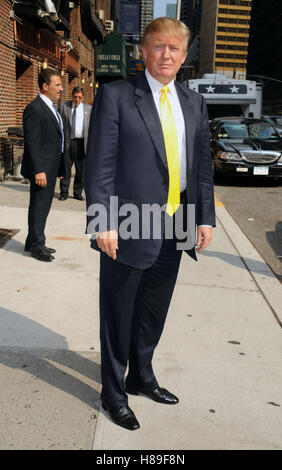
[206,85,215,93]
[230,86,240,93]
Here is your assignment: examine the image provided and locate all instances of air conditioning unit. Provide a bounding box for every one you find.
[99,10,104,20]
[105,20,114,32]
[45,0,58,21]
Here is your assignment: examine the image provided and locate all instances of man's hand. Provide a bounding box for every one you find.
[96,230,118,260]
[195,226,213,252]
[35,172,47,188]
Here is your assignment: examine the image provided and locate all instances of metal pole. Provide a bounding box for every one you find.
[176,0,181,20]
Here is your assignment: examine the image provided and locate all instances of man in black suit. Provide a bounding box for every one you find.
[59,87,91,201]
[85,18,215,430]
[21,69,65,262]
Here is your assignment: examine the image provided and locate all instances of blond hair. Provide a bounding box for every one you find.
[142,17,191,52]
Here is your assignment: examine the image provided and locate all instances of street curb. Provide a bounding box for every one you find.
[216,205,282,326]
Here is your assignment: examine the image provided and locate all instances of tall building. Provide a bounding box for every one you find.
[179,0,202,80]
[141,0,154,35]
[181,0,202,38]
[199,0,253,79]
[247,0,282,114]
[166,3,177,18]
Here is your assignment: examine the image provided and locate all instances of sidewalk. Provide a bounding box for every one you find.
[0,180,282,450]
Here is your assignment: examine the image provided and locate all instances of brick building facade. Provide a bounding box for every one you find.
[0,0,108,135]
[0,1,17,134]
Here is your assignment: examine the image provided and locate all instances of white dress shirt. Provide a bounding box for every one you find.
[72,102,84,138]
[145,69,211,228]
[39,93,64,152]
[145,68,187,192]
[39,93,60,122]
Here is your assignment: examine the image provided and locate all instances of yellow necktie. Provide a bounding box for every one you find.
[160,86,180,216]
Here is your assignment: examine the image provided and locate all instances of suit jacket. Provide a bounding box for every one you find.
[60,101,92,159]
[85,72,215,269]
[21,95,65,180]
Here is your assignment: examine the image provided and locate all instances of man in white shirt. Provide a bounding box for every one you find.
[59,87,91,201]
[85,17,215,431]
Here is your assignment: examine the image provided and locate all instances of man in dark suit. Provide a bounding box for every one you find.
[21,69,65,262]
[85,18,215,430]
[58,87,91,201]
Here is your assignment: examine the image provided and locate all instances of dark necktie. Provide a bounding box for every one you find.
[52,103,64,152]
[71,106,77,139]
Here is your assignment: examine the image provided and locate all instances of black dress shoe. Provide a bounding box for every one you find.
[126,386,179,405]
[46,247,56,254]
[31,248,54,262]
[73,195,85,201]
[59,195,68,201]
[25,246,56,254]
[102,402,140,431]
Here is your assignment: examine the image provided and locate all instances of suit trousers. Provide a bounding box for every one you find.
[99,224,183,407]
[25,177,57,252]
[60,138,85,197]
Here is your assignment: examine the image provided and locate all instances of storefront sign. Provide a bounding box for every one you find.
[95,33,127,78]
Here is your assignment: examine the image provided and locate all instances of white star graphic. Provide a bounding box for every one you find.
[206,85,215,93]
[230,86,239,93]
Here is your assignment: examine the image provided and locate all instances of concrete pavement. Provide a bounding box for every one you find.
[0,179,282,450]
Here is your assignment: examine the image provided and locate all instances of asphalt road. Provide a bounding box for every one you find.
[215,176,282,282]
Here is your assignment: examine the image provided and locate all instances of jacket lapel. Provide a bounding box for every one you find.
[175,82,196,176]
[134,73,168,171]
[38,95,62,135]
[134,74,197,175]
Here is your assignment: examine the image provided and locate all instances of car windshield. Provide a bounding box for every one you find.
[271,117,282,127]
[218,122,278,140]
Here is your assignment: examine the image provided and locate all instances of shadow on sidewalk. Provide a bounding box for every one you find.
[202,250,276,278]
[266,222,282,279]
[3,236,278,280]
[2,239,27,254]
[0,182,29,192]
[0,308,101,410]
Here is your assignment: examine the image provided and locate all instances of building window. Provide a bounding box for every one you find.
[219,0,252,6]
